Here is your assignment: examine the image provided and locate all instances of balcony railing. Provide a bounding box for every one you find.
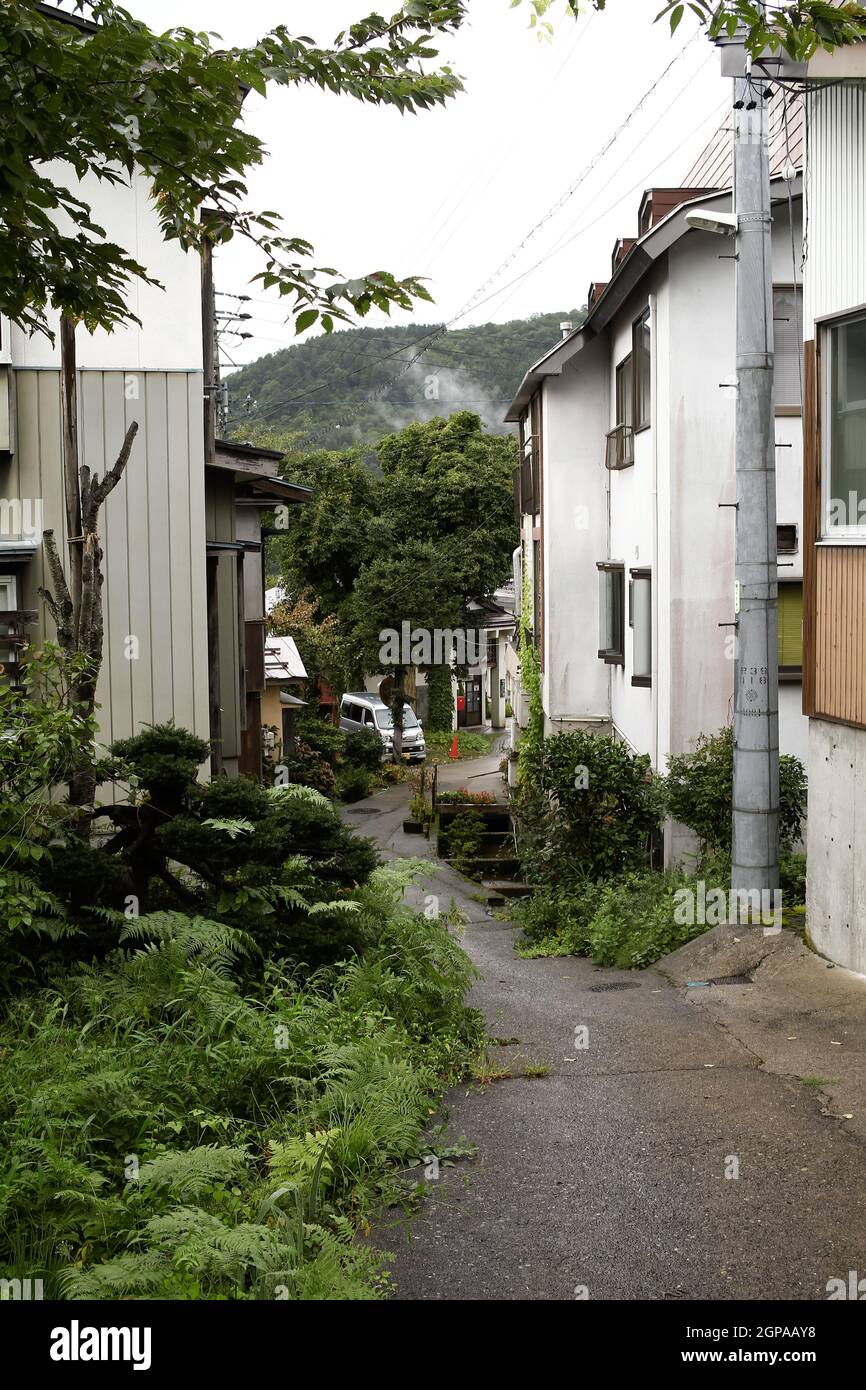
[605,424,634,471]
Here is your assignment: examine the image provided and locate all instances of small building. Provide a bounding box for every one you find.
[262,633,308,765]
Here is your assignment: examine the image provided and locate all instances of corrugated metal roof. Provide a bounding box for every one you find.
[684,89,804,188]
[264,634,307,682]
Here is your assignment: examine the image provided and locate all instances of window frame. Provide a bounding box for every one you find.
[629,566,652,687]
[820,308,866,541]
[615,353,633,431]
[597,562,625,666]
[777,579,803,681]
[632,308,651,432]
[772,283,803,414]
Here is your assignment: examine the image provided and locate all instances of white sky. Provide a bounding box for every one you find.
[127,1,731,366]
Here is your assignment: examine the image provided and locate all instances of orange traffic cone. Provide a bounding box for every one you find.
[449,734,459,760]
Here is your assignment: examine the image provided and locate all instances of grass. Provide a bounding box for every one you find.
[425,730,497,763]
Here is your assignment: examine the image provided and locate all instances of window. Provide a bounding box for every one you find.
[597,563,625,664]
[778,581,803,677]
[606,355,635,469]
[630,568,652,686]
[615,355,633,430]
[773,286,803,410]
[0,573,18,679]
[633,309,651,429]
[823,311,866,536]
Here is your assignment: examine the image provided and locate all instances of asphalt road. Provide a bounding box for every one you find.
[345,756,866,1302]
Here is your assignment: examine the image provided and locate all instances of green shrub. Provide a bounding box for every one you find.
[343,727,384,771]
[425,664,454,733]
[514,730,663,886]
[337,766,373,803]
[294,713,345,766]
[443,809,486,878]
[0,874,481,1301]
[667,726,807,858]
[780,852,807,907]
[516,882,606,958]
[585,871,703,969]
[284,740,338,797]
[519,867,730,969]
[110,723,210,811]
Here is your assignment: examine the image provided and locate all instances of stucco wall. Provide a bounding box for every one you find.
[541,339,610,732]
[806,718,866,974]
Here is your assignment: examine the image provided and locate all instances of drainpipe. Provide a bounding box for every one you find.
[649,291,659,775]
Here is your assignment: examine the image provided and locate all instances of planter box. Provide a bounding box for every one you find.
[402,819,425,835]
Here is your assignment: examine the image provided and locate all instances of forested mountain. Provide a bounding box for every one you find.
[223,309,583,448]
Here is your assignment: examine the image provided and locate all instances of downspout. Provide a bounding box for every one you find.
[649,291,659,774]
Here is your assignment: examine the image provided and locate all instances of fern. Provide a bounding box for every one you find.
[203,817,255,839]
[135,1145,249,1201]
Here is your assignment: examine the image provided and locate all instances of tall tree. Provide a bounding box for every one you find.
[2,0,471,807]
[268,411,518,681]
[518,1,866,58]
[1,0,469,338]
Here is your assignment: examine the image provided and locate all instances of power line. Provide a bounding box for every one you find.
[250,37,712,428]
[468,94,731,323]
[414,13,596,272]
[449,28,702,326]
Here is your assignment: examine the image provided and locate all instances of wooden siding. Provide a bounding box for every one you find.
[802,337,866,729]
[813,547,866,725]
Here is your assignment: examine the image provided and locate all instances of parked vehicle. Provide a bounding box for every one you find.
[339,692,426,763]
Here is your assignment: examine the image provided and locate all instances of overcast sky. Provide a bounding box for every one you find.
[126,1,730,367]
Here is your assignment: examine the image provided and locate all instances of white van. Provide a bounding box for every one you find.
[339,692,426,763]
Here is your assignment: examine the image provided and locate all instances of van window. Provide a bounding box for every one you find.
[374,706,419,730]
[343,701,363,722]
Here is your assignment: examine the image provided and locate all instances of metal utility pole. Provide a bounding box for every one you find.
[731,46,780,900]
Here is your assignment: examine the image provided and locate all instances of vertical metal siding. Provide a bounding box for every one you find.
[13,368,210,752]
[804,84,866,330]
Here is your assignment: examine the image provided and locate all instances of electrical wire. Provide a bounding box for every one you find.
[251,34,713,426]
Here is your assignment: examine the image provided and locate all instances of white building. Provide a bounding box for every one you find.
[794,55,866,971]
[506,115,808,861]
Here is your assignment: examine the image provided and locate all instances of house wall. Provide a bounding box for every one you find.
[9,368,209,753]
[529,197,806,862]
[541,340,610,734]
[802,81,866,971]
[9,167,203,373]
[607,266,665,763]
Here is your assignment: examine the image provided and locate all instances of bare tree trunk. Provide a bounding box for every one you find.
[60,317,83,638]
[39,317,139,816]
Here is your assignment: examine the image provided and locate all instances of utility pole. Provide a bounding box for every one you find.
[730,40,780,902]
